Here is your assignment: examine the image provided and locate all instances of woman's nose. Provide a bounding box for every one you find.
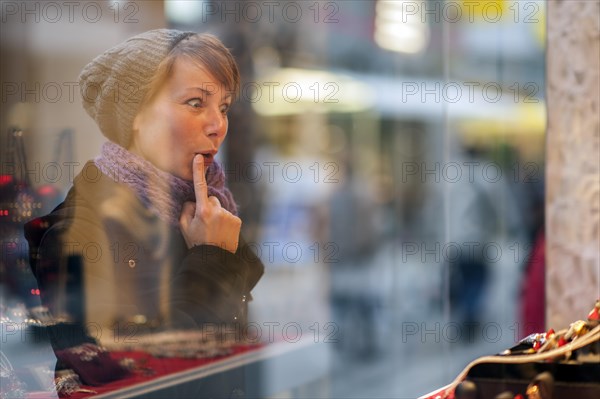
[204,106,225,137]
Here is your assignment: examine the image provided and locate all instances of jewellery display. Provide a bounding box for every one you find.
[0,352,27,399]
[104,328,258,359]
[53,369,97,396]
[118,357,155,377]
[69,343,107,362]
[498,299,600,361]
[421,300,600,399]
[55,343,129,386]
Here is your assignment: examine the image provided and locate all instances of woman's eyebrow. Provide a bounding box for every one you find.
[184,87,213,96]
[183,87,232,101]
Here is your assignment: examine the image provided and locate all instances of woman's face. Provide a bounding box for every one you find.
[129,57,232,181]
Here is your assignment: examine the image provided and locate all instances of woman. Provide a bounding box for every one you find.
[25,29,264,339]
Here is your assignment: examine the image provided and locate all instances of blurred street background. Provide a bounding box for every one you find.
[1,1,546,397]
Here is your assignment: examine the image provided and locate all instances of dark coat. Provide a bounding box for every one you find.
[25,161,264,335]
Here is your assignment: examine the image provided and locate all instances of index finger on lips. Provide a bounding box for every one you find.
[193,154,209,211]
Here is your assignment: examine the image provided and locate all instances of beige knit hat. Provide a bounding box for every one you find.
[78,29,195,147]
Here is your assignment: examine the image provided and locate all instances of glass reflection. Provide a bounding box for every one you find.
[0,1,546,397]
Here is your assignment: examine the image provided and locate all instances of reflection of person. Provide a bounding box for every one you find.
[24,30,264,336]
[447,147,499,338]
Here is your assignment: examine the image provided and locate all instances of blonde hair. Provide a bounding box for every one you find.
[144,33,240,104]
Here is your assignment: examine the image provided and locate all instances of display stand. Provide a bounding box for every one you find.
[24,337,330,399]
[419,323,600,399]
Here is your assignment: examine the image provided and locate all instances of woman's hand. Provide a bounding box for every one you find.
[179,155,241,253]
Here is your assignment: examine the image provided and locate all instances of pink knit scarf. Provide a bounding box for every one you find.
[94,142,237,226]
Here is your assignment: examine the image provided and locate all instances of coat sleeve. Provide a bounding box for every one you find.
[169,235,264,329]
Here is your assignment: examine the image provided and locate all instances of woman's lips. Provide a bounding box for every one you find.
[197,153,214,164]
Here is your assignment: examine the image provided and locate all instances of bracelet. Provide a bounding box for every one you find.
[54,369,98,396]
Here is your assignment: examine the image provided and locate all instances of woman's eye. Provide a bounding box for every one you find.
[186,98,203,108]
[220,104,230,115]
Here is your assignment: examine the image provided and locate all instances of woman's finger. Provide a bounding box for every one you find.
[192,155,209,215]
[208,196,221,208]
[179,201,195,229]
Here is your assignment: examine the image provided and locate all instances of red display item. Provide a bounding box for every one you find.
[39,343,264,399]
[55,343,129,386]
[588,307,599,322]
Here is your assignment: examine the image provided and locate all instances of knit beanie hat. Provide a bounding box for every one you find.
[78,29,195,147]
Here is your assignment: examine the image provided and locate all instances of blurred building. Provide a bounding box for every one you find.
[1,1,552,397]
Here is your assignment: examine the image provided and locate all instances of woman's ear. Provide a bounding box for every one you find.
[132,95,153,136]
[132,111,142,133]
[128,111,144,151]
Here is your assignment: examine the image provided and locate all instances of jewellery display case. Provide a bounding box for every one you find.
[420,302,600,399]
